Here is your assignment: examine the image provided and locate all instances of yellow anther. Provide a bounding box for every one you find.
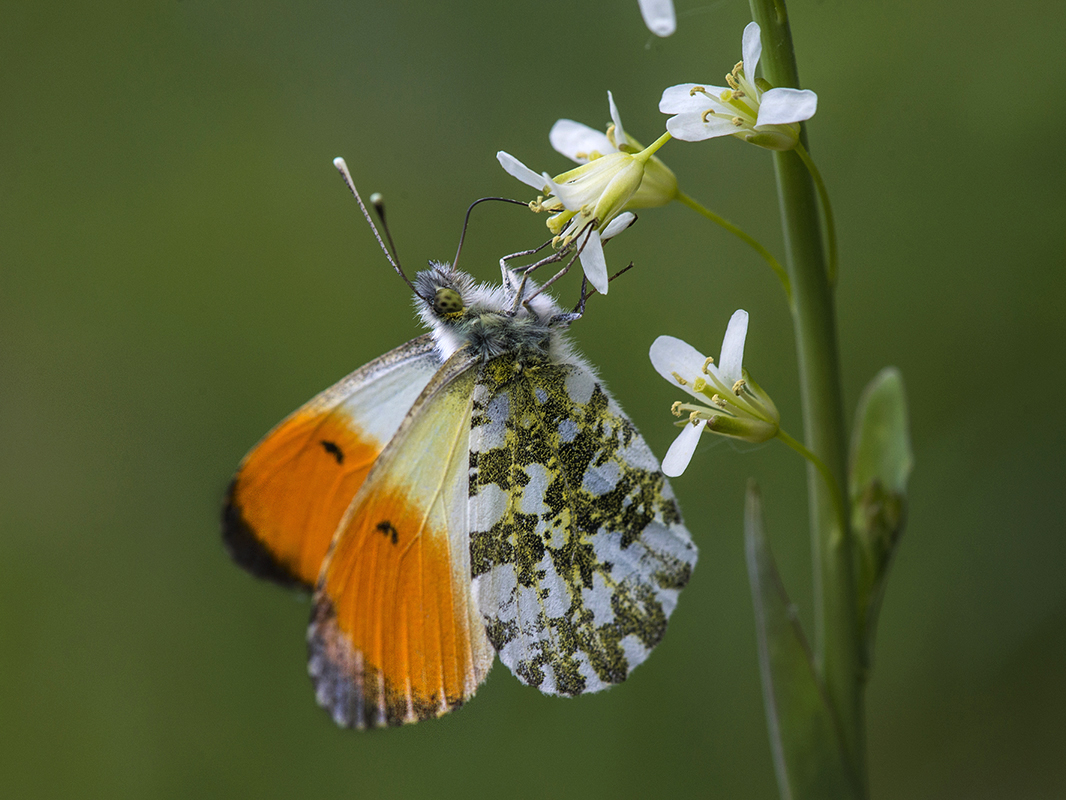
[702,356,715,374]
[671,371,688,386]
[671,401,683,417]
[712,394,727,408]
[731,117,744,127]
[701,109,717,123]
[732,379,746,395]
[688,411,701,424]
[689,85,707,96]
[606,124,618,148]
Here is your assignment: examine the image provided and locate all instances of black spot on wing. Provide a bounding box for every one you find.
[375,520,399,545]
[220,479,309,590]
[320,440,344,463]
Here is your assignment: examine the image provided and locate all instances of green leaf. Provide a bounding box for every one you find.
[848,367,913,678]
[745,483,862,800]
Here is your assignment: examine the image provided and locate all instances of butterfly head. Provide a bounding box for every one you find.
[413,262,569,363]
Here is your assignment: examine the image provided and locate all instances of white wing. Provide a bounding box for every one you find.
[468,353,697,695]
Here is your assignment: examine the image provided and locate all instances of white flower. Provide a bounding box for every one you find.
[550,92,678,209]
[650,310,780,476]
[498,149,644,294]
[659,22,818,151]
[638,0,676,37]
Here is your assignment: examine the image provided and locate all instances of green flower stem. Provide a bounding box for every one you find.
[775,428,847,541]
[676,191,792,301]
[794,143,838,285]
[638,130,674,160]
[748,0,868,794]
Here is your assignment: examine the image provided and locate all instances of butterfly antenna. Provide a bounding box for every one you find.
[332,157,416,293]
[571,262,635,313]
[453,196,528,272]
[368,191,402,272]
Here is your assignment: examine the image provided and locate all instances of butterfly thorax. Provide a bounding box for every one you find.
[414,263,572,364]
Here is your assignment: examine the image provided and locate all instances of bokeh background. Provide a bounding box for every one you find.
[3,1,1064,797]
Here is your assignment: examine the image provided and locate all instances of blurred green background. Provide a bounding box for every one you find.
[3,1,1064,797]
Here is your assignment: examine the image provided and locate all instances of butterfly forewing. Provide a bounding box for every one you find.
[309,350,495,728]
[223,335,441,588]
[467,354,697,696]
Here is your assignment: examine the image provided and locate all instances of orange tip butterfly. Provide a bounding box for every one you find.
[221,158,697,728]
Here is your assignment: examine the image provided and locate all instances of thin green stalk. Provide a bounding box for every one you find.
[776,428,847,539]
[794,143,838,285]
[677,191,792,301]
[747,0,868,794]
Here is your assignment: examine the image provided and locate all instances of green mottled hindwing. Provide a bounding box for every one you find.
[468,352,697,696]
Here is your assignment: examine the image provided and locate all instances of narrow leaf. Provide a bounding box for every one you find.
[745,483,861,800]
[848,367,913,677]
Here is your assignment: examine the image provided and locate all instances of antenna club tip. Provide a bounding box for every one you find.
[332,156,348,170]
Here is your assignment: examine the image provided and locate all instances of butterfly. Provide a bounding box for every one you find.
[222,178,697,729]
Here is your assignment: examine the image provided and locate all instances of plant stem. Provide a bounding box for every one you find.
[794,143,838,285]
[747,0,868,793]
[676,191,792,300]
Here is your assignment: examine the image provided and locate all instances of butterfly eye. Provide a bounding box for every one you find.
[433,287,464,315]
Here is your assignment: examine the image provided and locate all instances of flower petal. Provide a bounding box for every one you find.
[662,419,706,477]
[742,22,762,82]
[638,0,676,37]
[600,211,636,240]
[718,309,749,386]
[549,120,614,164]
[665,112,740,142]
[496,151,547,191]
[756,88,818,126]
[659,83,729,114]
[544,172,585,212]
[607,91,626,149]
[649,335,709,395]
[576,228,609,294]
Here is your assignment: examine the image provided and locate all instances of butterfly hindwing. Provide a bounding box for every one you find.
[308,350,495,728]
[468,353,697,696]
[223,335,441,588]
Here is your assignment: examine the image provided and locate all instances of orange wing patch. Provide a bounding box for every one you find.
[307,351,493,728]
[223,335,440,589]
[224,409,381,588]
[309,487,486,727]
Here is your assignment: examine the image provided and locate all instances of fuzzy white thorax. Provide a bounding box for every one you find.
[412,262,588,371]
